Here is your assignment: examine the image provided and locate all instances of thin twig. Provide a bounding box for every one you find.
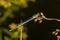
[9,12,60,31]
[40,12,60,22]
[20,28,22,40]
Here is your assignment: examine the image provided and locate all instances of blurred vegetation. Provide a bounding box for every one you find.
[0,0,36,40]
[0,0,35,23]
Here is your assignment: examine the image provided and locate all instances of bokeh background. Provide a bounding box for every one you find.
[0,0,60,40]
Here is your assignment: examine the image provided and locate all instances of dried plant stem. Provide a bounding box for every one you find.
[9,12,60,32]
[20,28,22,40]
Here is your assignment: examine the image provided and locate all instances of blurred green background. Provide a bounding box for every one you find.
[0,0,36,40]
[0,0,60,40]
